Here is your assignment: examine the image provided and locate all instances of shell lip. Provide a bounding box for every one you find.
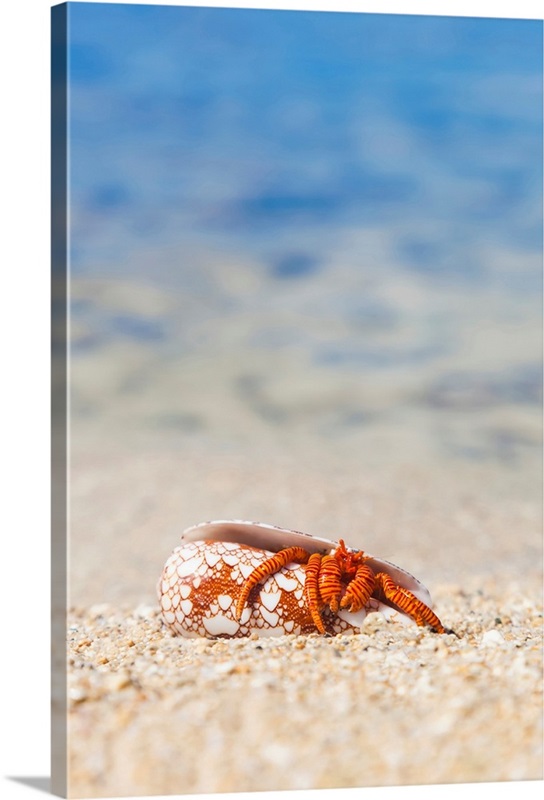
[181,519,336,554]
[180,519,433,608]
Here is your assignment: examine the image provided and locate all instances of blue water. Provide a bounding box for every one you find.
[59,4,543,462]
[65,3,542,284]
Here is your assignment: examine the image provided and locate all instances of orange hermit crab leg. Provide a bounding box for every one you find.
[374,572,446,633]
[304,553,327,633]
[339,563,376,613]
[318,554,343,613]
[235,546,310,620]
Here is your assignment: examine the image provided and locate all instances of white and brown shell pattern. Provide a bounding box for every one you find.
[158,520,446,639]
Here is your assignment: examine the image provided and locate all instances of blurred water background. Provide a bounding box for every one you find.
[61,3,542,474]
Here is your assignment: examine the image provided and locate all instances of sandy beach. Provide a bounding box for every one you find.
[64,435,543,798]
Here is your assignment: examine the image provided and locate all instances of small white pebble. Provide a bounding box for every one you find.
[481,629,505,647]
[134,604,156,619]
[104,670,132,691]
[89,603,111,618]
[384,650,410,666]
[69,686,87,703]
[214,661,237,675]
[262,742,292,767]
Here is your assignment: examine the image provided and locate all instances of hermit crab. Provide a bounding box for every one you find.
[158,520,448,639]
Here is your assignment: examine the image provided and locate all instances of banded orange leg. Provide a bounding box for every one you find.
[304,553,326,633]
[317,554,343,613]
[339,562,376,612]
[374,572,446,633]
[235,546,310,620]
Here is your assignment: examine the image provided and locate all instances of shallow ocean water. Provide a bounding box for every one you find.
[59,6,542,474]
